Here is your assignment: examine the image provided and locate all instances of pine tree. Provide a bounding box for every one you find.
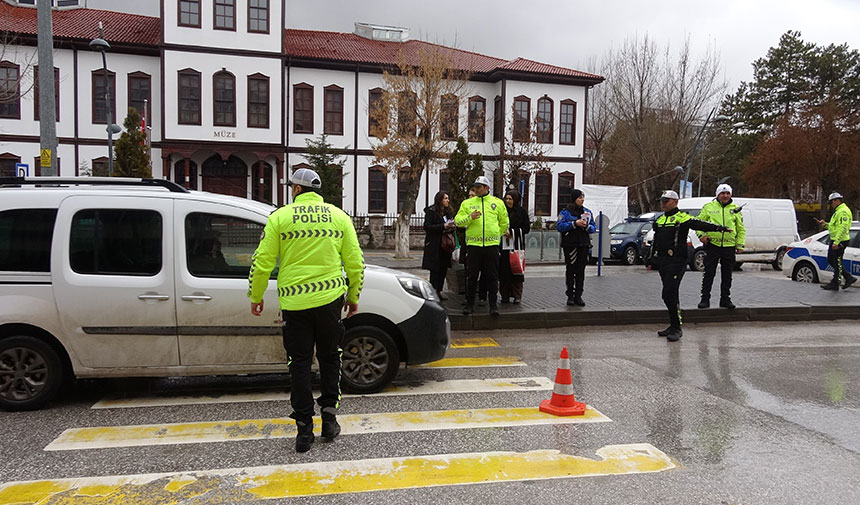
[301,134,346,208]
[445,136,483,212]
[114,107,151,177]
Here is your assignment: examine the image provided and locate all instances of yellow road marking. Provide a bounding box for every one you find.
[450,337,499,348]
[45,406,610,451]
[415,356,524,368]
[0,444,675,502]
[92,377,553,409]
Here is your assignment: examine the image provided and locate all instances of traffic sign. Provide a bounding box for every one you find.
[40,149,51,168]
[15,163,28,177]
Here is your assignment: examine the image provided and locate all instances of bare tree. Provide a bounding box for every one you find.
[599,34,725,211]
[369,48,471,258]
[584,55,613,184]
[497,102,551,196]
[0,31,36,112]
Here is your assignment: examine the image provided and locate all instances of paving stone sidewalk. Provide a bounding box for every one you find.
[361,249,860,330]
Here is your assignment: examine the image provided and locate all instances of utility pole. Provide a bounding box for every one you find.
[37,0,58,176]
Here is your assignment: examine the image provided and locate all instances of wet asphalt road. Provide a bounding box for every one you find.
[2,320,860,504]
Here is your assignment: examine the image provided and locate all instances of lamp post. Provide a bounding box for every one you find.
[89,23,121,176]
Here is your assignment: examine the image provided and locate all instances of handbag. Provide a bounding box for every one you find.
[508,229,525,275]
[451,231,462,263]
[440,232,455,253]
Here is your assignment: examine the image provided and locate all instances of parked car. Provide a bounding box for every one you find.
[609,213,661,265]
[0,177,451,411]
[782,224,860,283]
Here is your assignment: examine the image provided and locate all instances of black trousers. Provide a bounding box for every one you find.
[429,268,447,292]
[658,257,687,329]
[563,245,589,298]
[281,295,344,423]
[701,243,735,301]
[465,245,499,306]
[826,241,854,284]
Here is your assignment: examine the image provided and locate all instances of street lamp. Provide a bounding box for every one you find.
[89,23,121,176]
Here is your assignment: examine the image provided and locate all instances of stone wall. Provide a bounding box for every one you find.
[356,215,425,249]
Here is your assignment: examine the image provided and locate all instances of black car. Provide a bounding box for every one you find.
[610,213,661,265]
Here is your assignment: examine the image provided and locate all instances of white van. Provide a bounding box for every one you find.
[0,177,451,411]
[678,197,800,271]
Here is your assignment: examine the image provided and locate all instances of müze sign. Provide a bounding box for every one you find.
[213,130,236,138]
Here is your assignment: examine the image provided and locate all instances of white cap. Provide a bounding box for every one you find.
[290,168,322,189]
[716,183,732,196]
[473,176,491,187]
[828,191,843,201]
[660,190,679,200]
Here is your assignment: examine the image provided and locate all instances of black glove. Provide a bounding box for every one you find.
[720,226,731,232]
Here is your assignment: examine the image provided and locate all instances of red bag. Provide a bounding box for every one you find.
[440,232,456,253]
[509,249,525,275]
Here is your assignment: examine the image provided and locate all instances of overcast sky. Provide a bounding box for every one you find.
[93,0,860,95]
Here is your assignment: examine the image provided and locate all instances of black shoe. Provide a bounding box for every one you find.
[657,326,674,337]
[697,299,710,309]
[500,297,510,304]
[566,297,576,306]
[821,283,839,291]
[573,297,585,307]
[463,304,474,315]
[719,299,736,310]
[666,328,683,342]
[295,420,315,453]
[321,408,340,442]
[843,277,857,290]
[512,298,521,304]
[489,304,500,317]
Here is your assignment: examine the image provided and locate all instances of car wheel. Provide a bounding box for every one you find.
[341,326,400,394]
[623,245,639,265]
[792,262,819,283]
[772,248,786,271]
[692,249,706,272]
[0,335,64,411]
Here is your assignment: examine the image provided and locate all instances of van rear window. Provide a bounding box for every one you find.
[0,209,57,272]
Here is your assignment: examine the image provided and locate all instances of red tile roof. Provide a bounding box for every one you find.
[0,3,160,46]
[284,29,603,83]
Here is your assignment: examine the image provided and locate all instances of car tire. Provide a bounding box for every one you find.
[623,245,639,265]
[0,335,64,411]
[692,249,706,272]
[792,262,819,283]
[341,325,400,394]
[772,248,786,271]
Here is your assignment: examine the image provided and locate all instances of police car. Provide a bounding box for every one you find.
[0,177,450,411]
[782,223,860,283]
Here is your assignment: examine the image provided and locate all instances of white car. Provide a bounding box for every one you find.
[0,177,450,411]
[782,223,860,283]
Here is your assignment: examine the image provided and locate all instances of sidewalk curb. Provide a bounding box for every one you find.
[448,304,860,331]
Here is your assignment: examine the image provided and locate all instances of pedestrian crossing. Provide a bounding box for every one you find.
[0,336,677,503]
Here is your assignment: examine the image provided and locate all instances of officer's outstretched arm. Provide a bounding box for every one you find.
[689,218,729,233]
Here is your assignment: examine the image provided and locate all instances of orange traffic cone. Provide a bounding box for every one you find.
[539,346,586,416]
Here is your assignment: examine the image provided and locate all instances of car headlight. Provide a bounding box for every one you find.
[610,239,622,245]
[398,276,439,302]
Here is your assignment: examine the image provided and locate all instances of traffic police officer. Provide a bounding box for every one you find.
[652,190,730,342]
[248,168,365,453]
[696,183,746,309]
[455,176,509,316]
[816,192,856,290]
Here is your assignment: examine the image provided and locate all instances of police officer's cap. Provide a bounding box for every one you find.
[828,191,843,201]
[660,190,680,200]
[290,168,322,189]
[472,176,491,187]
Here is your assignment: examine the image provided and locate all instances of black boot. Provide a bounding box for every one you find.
[463,303,474,315]
[566,296,576,306]
[719,298,736,309]
[489,303,500,317]
[666,327,683,342]
[697,298,710,309]
[657,326,674,337]
[821,282,839,291]
[321,407,340,442]
[573,296,585,307]
[843,276,857,290]
[295,419,315,453]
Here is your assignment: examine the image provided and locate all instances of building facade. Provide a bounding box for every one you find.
[0,0,603,217]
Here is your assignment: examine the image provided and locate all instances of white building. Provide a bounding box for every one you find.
[0,0,603,216]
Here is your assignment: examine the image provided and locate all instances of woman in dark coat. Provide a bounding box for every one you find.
[498,189,530,304]
[422,191,455,299]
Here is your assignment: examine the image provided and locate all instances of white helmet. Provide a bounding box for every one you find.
[660,190,679,200]
[472,176,491,187]
[716,183,733,196]
[828,192,843,201]
[290,168,322,189]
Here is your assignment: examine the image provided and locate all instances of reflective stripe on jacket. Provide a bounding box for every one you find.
[825,202,852,243]
[248,191,365,311]
[454,194,510,247]
[696,199,746,248]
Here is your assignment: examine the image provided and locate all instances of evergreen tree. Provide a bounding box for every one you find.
[445,136,483,212]
[301,134,346,208]
[114,107,151,177]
